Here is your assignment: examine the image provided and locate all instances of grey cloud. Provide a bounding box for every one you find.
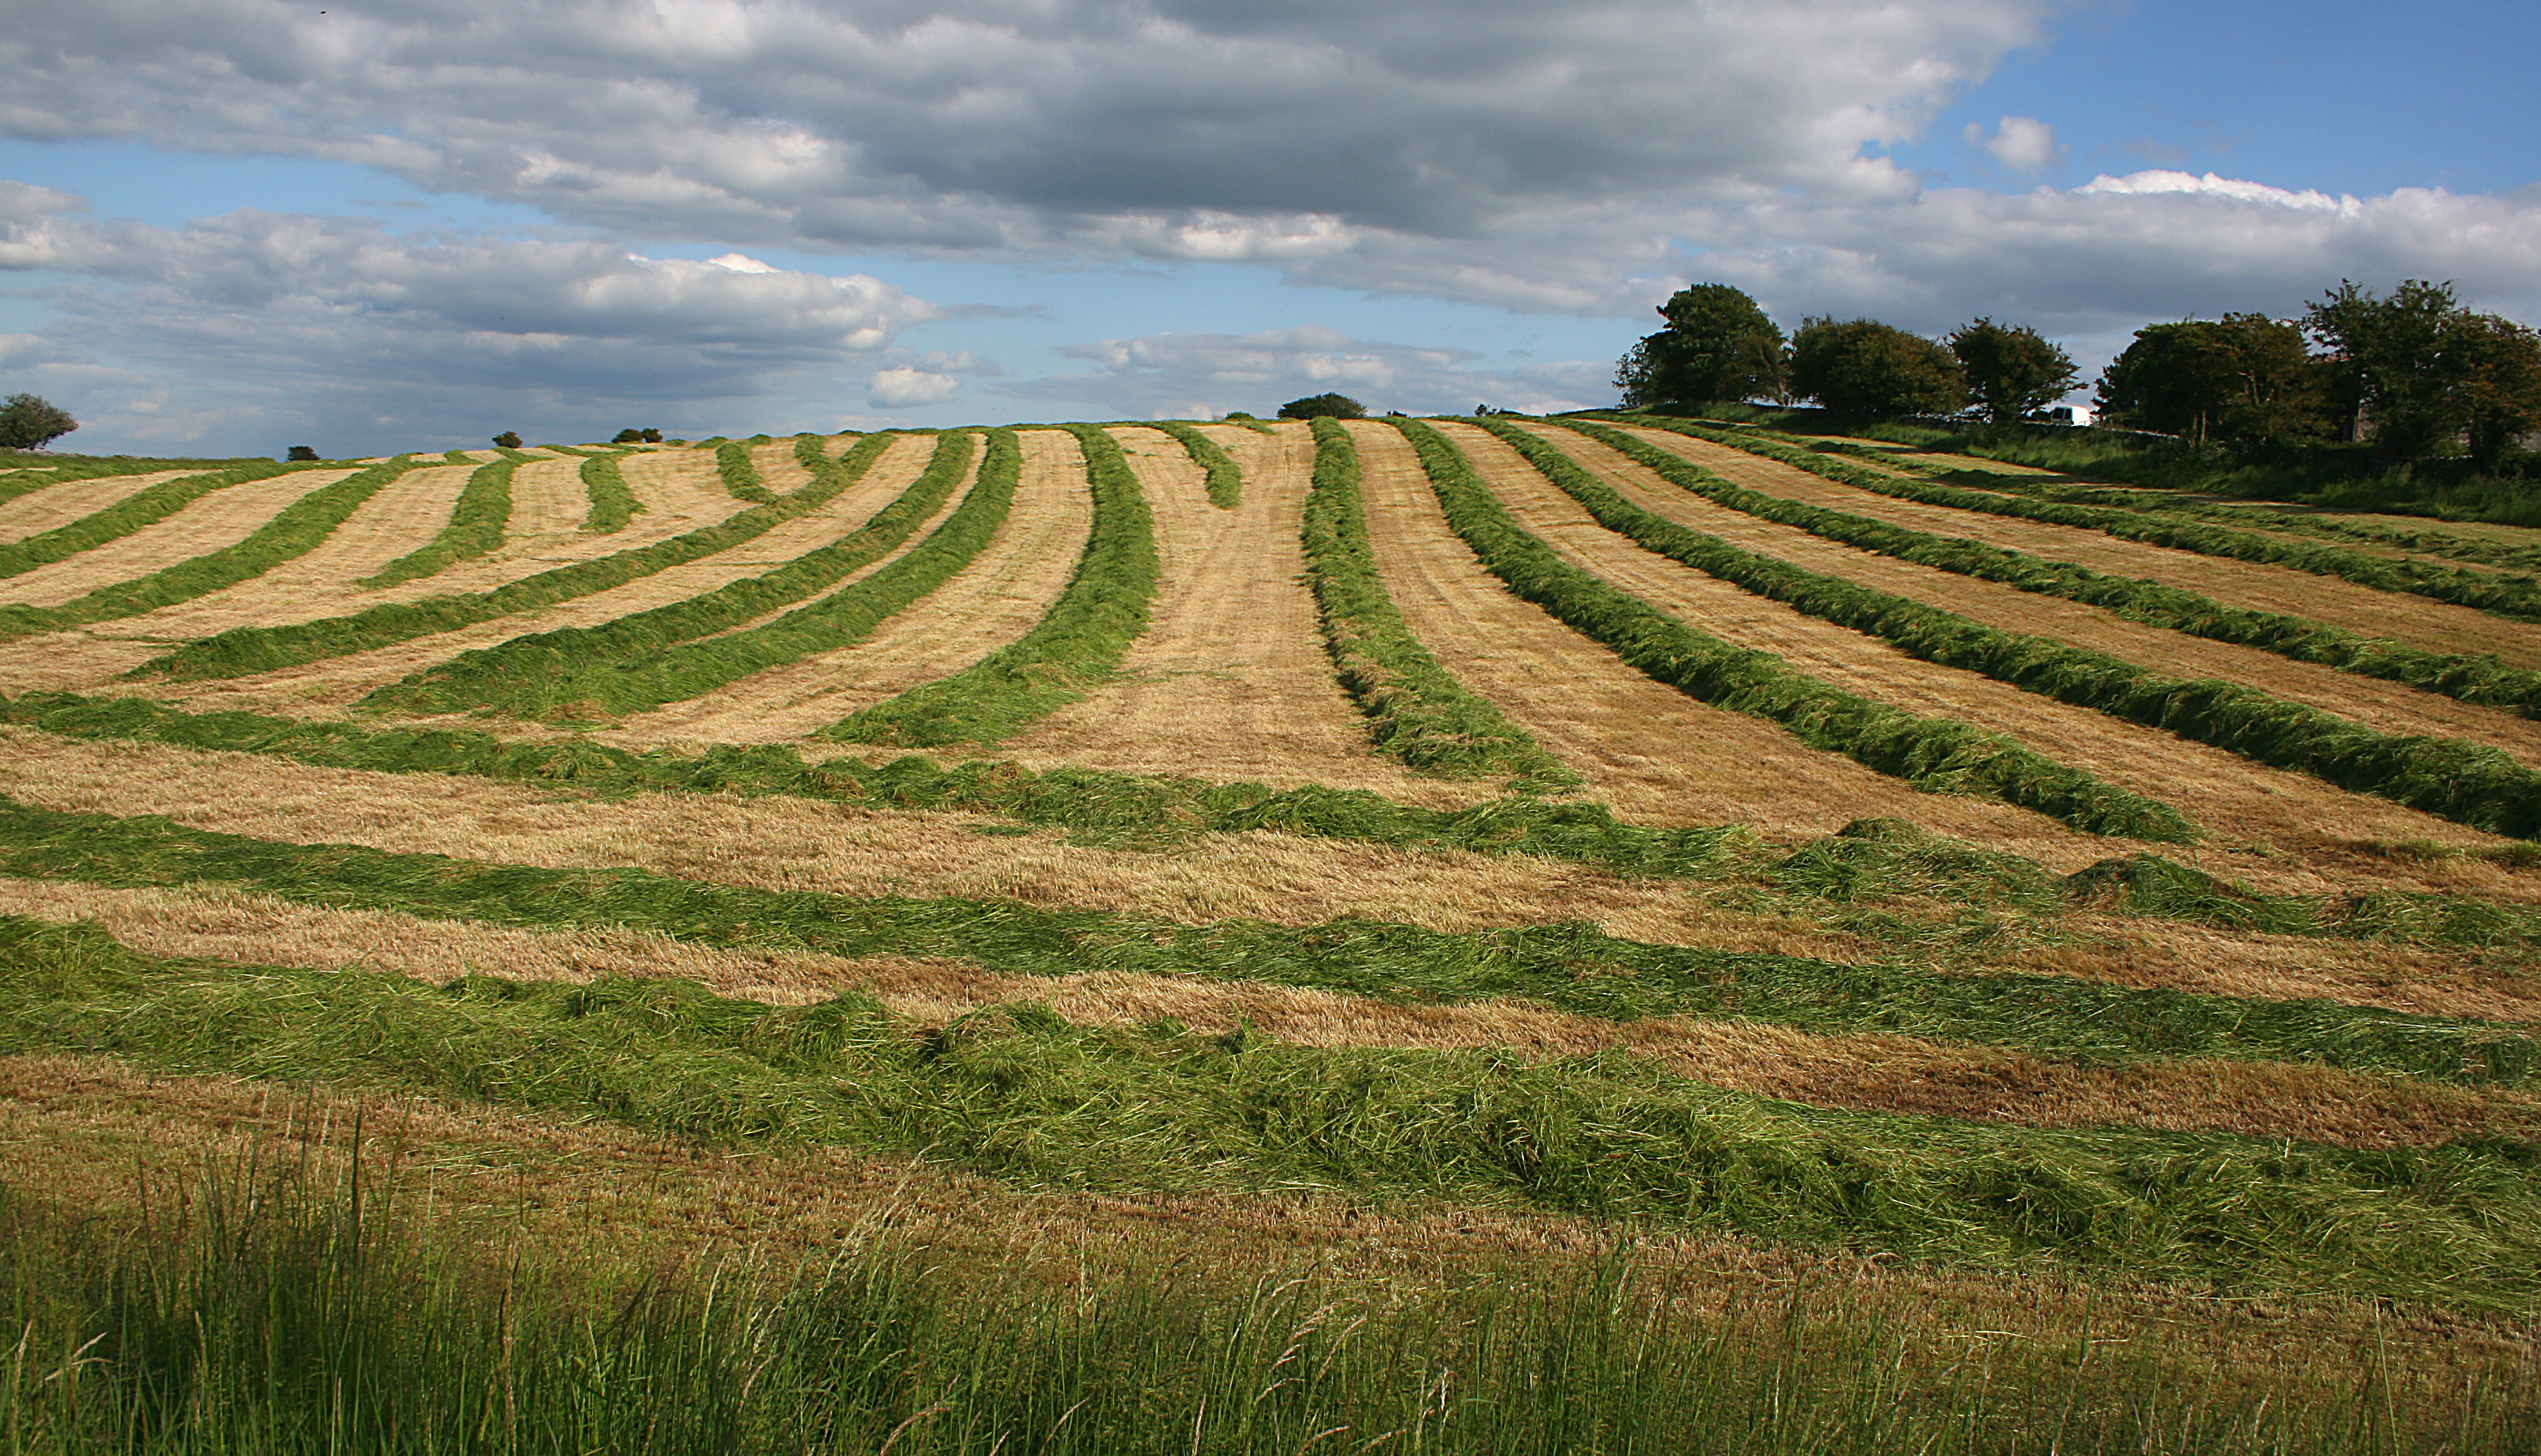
[1027,325,1610,417]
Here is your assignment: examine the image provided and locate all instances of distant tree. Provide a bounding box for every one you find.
[1221,411,1257,421]
[1947,318,2079,424]
[286,445,320,462]
[640,428,663,443]
[0,393,77,452]
[2305,279,2468,456]
[1787,318,1965,416]
[491,431,524,449]
[1278,393,1366,420]
[1615,283,1787,408]
[611,428,645,444]
[2095,315,2326,444]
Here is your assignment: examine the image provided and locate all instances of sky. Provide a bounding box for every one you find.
[2,0,2535,456]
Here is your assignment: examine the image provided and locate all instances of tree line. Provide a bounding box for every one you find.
[1619,280,2541,467]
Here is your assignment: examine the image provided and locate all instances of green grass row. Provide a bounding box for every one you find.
[1612,413,2541,623]
[1144,420,1243,507]
[0,794,2532,1087]
[1529,424,2541,718]
[0,458,422,641]
[140,436,900,683]
[715,439,781,503]
[5,916,2540,1315]
[1529,420,2541,841]
[1404,420,2192,843]
[1297,418,1577,786]
[361,433,973,720]
[576,450,642,533]
[0,452,268,507]
[480,429,1024,723]
[0,459,317,581]
[11,689,2538,951]
[357,456,518,589]
[826,424,1157,746]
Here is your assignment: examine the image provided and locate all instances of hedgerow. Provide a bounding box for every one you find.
[1539,419,2541,839]
[1398,419,2191,841]
[578,450,642,533]
[1610,414,2541,623]
[825,424,1155,746]
[364,431,977,720]
[358,456,517,588]
[0,459,318,580]
[139,437,899,683]
[1145,420,1242,507]
[1291,418,1576,787]
[0,457,421,641]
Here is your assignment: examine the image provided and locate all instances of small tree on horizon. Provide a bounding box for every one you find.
[0,393,78,452]
[286,445,320,462]
[1278,393,1366,420]
[492,431,524,449]
[1948,318,2078,424]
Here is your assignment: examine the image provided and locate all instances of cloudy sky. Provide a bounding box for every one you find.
[3,0,2534,455]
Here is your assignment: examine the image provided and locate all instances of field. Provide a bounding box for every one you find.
[3,418,2539,1453]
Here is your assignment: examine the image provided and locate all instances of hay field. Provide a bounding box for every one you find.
[5,416,2539,1451]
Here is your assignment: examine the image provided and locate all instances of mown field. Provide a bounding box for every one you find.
[2,418,2538,1453]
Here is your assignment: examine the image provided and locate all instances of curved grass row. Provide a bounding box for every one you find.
[358,456,518,589]
[825,423,1155,747]
[1145,420,1243,507]
[1398,420,2192,843]
[715,439,779,503]
[577,451,642,533]
[140,435,900,683]
[0,459,319,581]
[0,457,422,641]
[0,453,265,509]
[1526,422,2541,717]
[1295,418,1576,787]
[11,689,2536,949]
[1538,420,2541,840]
[1610,414,2541,623]
[364,432,976,721]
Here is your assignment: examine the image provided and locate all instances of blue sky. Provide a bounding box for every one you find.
[2,0,2534,456]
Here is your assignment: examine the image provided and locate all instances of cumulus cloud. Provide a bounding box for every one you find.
[1026,325,1610,418]
[867,366,961,407]
[1965,115,2064,173]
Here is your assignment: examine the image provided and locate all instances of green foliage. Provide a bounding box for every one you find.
[1616,283,1787,408]
[0,459,312,581]
[612,426,663,444]
[577,449,642,533]
[1145,420,1242,507]
[0,391,77,451]
[714,439,778,502]
[1278,393,1367,420]
[1946,319,2079,425]
[1789,318,1967,415]
[1419,419,2191,841]
[139,437,899,684]
[1564,418,2541,837]
[1293,418,1576,786]
[0,458,420,641]
[358,456,518,589]
[2309,278,2541,464]
[826,424,1154,746]
[2094,314,2328,443]
[1218,412,1279,434]
[491,430,523,450]
[364,432,971,719]
[284,445,320,462]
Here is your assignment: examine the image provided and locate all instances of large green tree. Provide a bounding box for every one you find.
[1946,318,2078,425]
[0,393,77,452]
[1786,318,1965,416]
[2094,314,2326,443]
[2305,278,2541,463]
[1614,283,1786,407]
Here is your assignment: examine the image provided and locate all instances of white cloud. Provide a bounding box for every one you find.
[867,367,961,407]
[1967,115,2064,173]
[1029,325,1610,418]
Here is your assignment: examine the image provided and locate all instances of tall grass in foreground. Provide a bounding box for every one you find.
[10,1165,2526,1456]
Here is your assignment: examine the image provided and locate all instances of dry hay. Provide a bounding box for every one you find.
[0,470,205,545]
[0,469,358,610]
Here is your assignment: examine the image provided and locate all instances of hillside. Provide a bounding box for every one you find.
[3,417,2538,1450]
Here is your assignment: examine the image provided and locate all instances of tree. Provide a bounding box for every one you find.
[1278,393,1365,420]
[612,428,645,444]
[2305,279,2465,456]
[492,431,524,449]
[0,393,77,452]
[2093,315,2326,443]
[1947,318,2078,424]
[286,445,321,462]
[1614,283,1786,407]
[2454,312,2541,467]
[1786,318,1965,416]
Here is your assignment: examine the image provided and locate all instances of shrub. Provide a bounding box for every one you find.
[1278,393,1367,420]
[491,430,523,449]
[284,445,320,462]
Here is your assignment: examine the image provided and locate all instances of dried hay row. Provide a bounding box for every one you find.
[0,471,202,545]
[0,471,362,610]
[1626,429,2541,667]
[1,875,2527,1149]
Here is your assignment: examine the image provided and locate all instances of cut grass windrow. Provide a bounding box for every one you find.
[6,915,2540,1313]
[1529,420,2541,842]
[1298,419,1576,787]
[578,450,642,533]
[1614,414,2541,623]
[356,433,969,719]
[0,454,259,509]
[824,424,1155,747]
[1401,420,2193,843]
[1145,420,1243,507]
[356,456,517,589]
[716,440,777,503]
[0,791,2533,1089]
[1541,424,2541,719]
[0,458,422,642]
[0,460,321,580]
[498,429,1026,721]
[10,689,2538,950]
[142,435,900,683]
